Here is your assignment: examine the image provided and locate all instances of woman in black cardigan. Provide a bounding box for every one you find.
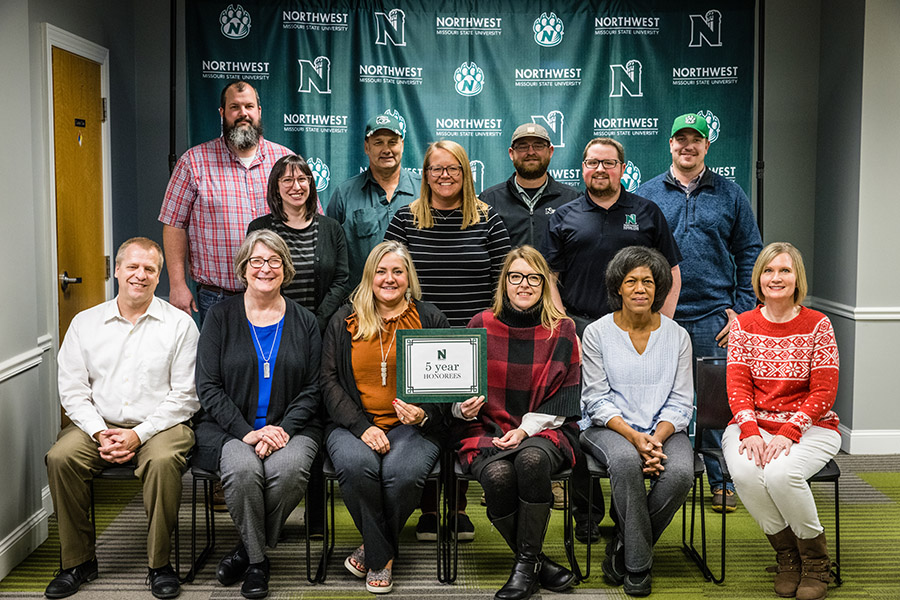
[321,240,447,594]
[195,229,322,600]
[247,154,350,332]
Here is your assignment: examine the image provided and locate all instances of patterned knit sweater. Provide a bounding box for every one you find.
[726,306,840,442]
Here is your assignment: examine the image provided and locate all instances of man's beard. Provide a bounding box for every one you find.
[513,156,550,180]
[224,117,263,151]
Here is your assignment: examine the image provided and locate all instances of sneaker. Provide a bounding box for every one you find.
[415,513,438,542]
[624,569,652,597]
[711,488,737,513]
[601,540,626,586]
[451,512,476,542]
[551,481,567,510]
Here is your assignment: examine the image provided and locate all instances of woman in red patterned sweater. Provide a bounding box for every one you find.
[454,246,581,600]
[723,242,840,600]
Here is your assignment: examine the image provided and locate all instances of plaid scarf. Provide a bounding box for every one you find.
[456,305,581,466]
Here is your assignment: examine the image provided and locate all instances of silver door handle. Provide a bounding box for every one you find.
[60,271,83,292]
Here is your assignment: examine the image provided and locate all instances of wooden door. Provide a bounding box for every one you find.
[53,47,107,341]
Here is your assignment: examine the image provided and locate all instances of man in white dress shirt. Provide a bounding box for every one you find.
[45,237,199,600]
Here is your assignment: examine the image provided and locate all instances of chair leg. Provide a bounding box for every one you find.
[561,479,582,583]
[185,477,214,583]
[833,479,842,585]
[313,478,335,583]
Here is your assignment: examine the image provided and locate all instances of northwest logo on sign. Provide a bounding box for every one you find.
[220,4,251,39]
[298,56,331,94]
[470,160,486,194]
[384,109,407,138]
[621,162,642,193]
[696,109,720,143]
[610,60,643,97]
[531,111,565,148]
[201,60,270,80]
[435,117,502,138]
[308,157,331,192]
[689,10,723,47]
[593,116,658,137]
[533,12,564,47]
[594,15,660,36]
[436,16,502,36]
[374,8,406,46]
[454,62,484,96]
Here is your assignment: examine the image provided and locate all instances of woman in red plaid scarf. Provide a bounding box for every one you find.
[454,245,581,600]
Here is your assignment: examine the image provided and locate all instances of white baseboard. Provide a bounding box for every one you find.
[0,503,49,581]
[839,423,900,454]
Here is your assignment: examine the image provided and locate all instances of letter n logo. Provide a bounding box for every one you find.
[438,349,447,360]
[374,9,406,46]
[531,110,565,148]
[298,56,331,94]
[610,60,643,98]
[689,10,723,47]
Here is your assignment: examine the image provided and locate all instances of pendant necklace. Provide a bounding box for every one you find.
[251,318,281,379]
[378,327,397,386]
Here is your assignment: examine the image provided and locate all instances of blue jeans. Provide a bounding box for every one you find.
[327,425,440,570]
[679,311,734,493]
[197,286,231,325]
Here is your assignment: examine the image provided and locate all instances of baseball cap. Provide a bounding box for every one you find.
[365,113,404,138]
[510,123,551,145]
[670,113,709,138]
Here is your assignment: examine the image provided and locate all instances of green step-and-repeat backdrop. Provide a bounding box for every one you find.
[186,0,755,206]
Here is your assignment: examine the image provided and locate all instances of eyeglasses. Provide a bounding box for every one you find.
[278,175,312,187]
[511,141,550,153]
[426,164,463,177]
[248,256,283,269]
[582,158,622,170]
[507,272,544,287]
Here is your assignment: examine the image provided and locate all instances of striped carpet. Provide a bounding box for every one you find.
[2,453,899,599]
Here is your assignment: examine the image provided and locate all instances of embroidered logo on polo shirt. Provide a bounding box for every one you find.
[623,214,639,231]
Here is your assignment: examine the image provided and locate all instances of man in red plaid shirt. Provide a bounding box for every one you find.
[159,80,294,322]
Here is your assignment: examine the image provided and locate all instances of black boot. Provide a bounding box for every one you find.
[494,501,550,600]
[490,509,575,593]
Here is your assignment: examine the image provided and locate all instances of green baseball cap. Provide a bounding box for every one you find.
[365,113,404,138]
[670,113,709,138]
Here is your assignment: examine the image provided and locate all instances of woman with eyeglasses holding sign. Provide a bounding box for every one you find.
[385,140,511,542]
[195,230,322,599]
[453,246,581,600]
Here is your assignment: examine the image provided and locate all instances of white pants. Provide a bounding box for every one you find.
[722,424,840,539]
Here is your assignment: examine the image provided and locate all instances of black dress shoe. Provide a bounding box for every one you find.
[538,554,576,592]
[45,557,98,599]
[147,564,180,599]
[217,543,249,587]
[241,557,269,600]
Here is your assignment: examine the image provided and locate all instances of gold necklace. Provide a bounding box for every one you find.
[378,327,397,387]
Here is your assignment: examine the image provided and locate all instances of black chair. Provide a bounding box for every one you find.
[311,454,443,583]
[684,356,842,584]
[443,458,580,585]
[583,448,705,580]
[82,464,185,580]
[186,465,218,583]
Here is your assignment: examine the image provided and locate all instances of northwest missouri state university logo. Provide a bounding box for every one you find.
[201,59,270,80]
[531,111,565,148]
[374,8,406,46]
[610,60,643,97]
[281,9,348,32]
[454,62,484,96]
[515,67,581,87]
[435,116,502,138]
[696,110,721,143]
[359,64,423,85]
[470,160,486,194]
[672,65,738,86]
[384,109,407,138]
[593,116,658,137]
[594,14,660,36]
[436,15,502,36]
[623,213,639,231]
[220,4,251,39]
[298,56,331,94]
[689,10,723,47]
[307,158,330,192]
[283,111,348,134]
[621,161,641,193]
[533,12,564,47]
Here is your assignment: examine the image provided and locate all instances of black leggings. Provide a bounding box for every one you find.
[479,446,553,517]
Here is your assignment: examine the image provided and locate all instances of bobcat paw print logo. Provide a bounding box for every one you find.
[384,109,407,138]
[454,62,484,97]
[697,109,720,143]
[220,4,251,40]
[533,12,564,47]
[308,158,331,192]
[620,161,641,193]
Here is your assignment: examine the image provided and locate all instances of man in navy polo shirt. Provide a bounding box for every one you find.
[542,137,682,336]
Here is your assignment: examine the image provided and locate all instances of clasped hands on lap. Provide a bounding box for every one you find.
[242,425,290,458]
[94,428,141,464]
[361,398,427,454]
[457,395,527,450]
[738,433,794,467]
[607,416,673,476]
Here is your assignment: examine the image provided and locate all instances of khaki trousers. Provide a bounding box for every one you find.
[46,423,194,569]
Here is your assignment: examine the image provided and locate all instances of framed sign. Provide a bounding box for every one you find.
[396,328,487,403]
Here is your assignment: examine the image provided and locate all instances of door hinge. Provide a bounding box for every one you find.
[105,255,111,280]
[101,97,107,123]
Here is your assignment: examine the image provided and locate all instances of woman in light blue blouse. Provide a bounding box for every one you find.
[579,246,694,598]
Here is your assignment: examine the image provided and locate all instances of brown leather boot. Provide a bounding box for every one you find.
[796,533,832,600]
[766,527,801,597]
